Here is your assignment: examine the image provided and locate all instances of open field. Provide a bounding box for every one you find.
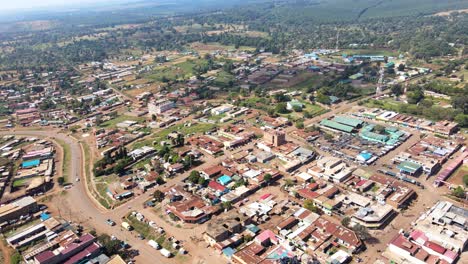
[132,122,217,149]
[190,42,256,53]
[99,115,146,128]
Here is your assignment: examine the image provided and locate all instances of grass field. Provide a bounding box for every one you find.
[146,58,208,81]
[132,122,217,149]
[12,178,28,188]
[340,48,398,57]
[55,138,71,182]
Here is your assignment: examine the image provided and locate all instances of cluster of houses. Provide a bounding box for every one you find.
[353,107,458,137]
[386,201,467,264]
[1,195,126,264]
[202,197,363,263]
[0,137,56,201]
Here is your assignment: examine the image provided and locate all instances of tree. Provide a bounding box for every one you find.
[295,120,304,129]
[292,104,302,112]
[391,84,403,96]
[113,160,127,175]
[98,234,122,256]
[263,173,272,185]
[153,190,165,202]
[151,114,157,121]
[373,125,386,134]
[324,133,334,141]
[341,217,351,227]
[303,200,320,213]
[221,201,232,211]
[11,251,21,264]
[397,64,405,71]
[352,223,371,240]
[275,102,289,114]
[451,186,466,199]
[188,170,201,183]
[464,174,468,187]
[58,177,65,186]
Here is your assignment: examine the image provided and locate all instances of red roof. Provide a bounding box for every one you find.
[260,193,272,200]
[208,181,226,192]
[297,189,320,200]
[424,241,446,254]
[356,180,367,187]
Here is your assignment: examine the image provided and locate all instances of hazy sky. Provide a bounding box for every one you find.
[0,0,112,11]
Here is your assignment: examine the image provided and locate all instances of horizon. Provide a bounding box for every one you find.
[0,0,135,12]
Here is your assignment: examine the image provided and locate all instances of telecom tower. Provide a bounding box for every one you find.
[376,66,384,95]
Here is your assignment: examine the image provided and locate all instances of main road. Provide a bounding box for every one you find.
[0,129,206,264]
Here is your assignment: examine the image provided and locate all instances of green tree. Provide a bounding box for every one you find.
[397,64,405,71]
[188,170,201,183]
[295,120,304,129]
[391,84,403,96]
[98,234,122,256]
[341,217,351,227]
[221,201,232,211]
[58,177,65,186]
[292,104,302,112]
[452,186,466,199]
[352,223,371,240]
[275,102,289,114]
[464,174,468,187]
[153,190,165,202]
[263,173,272,185]
[304,199,319,213]
[11,251,21,264]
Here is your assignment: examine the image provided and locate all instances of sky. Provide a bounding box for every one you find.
[0,0,114,11]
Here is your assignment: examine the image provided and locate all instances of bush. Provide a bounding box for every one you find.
[11,252,22,264]
[58,177,65,185]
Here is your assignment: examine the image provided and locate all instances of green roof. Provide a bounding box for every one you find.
[332,116,363,128]
[349,73,364,80]
[360,131,389,142]
[320,119,354,133]
[397,161,421,173]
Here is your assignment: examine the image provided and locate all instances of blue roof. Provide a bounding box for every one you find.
[246,224,260,233]
[40,213,51,221]
[22,159,40,168]
[217,175,232,185]
[222,247,236,258]
[358,152,372,161]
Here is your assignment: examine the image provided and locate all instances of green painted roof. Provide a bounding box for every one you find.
[320,119,354,133]
[360,131,389,142]
[397,161,421,173]
[332,116,364,128]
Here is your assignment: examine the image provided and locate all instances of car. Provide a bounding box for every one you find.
[106,219,116,226]
[75,178,80,182]
[137,234,145,240]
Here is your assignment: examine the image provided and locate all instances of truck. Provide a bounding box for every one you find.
[148,240,160,250]
[121,221,132,231]
[159,248,172,258]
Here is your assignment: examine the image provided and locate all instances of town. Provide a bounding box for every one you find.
[0,1,467,264]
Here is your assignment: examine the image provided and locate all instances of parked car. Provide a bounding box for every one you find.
[106,219,116,226]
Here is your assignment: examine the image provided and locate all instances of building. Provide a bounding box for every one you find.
[263,129,286,147]
[211,104,234,115]
[33,233,100,264]
[203,212,249,249]
[388,233,459,264]
[413,201,468,253]
[148,99,175,115]
[166,186,219,224]
[0,196,38,224]
[352,203,396,229]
